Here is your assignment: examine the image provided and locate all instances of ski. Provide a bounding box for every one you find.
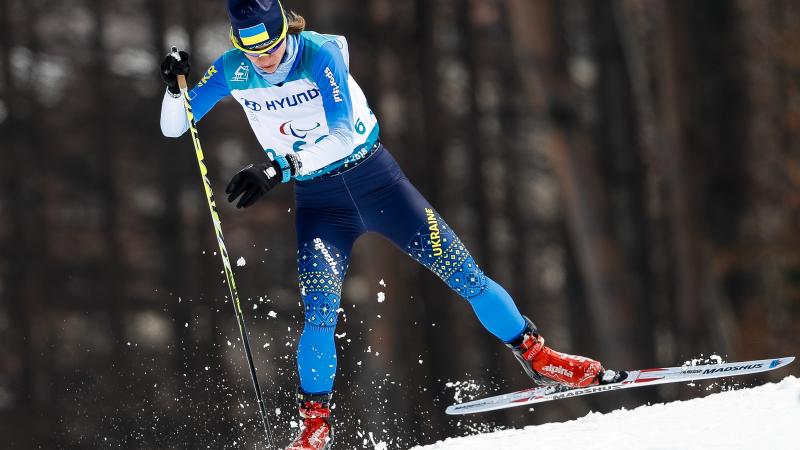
[445,356,795,415]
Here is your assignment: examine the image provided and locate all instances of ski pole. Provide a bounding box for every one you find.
[171,46,274,448]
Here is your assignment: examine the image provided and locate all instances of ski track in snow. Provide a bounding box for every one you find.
[412,376,800,450]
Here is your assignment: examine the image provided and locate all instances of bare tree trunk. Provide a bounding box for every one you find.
[88,0,136,446]
[648,1,711,358]
[147,0,210,445]
[456,0,503,387]
[506,0,639,369]
[0,0,37,444]
[494,0,551,424]
[612,0,680,366]
[89,0,124,340]
[409,0,461,438]
[737,0,800,361]
[458,0,490,274]
[586,0,657,369]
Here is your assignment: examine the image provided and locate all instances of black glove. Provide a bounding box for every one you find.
[225,154,299,208]
[160,51,190,95]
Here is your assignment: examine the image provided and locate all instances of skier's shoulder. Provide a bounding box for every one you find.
[219,47,247,70]
[298,31,350,71]
[299,30,346,50]
[217,48,260,90]
[193,53,228,89]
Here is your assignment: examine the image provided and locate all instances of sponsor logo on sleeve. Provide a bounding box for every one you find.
[323,67,343,103]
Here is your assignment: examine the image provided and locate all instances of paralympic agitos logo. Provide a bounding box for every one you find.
[279,120,321,139]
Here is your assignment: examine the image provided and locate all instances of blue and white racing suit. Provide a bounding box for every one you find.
[160,31,526,395]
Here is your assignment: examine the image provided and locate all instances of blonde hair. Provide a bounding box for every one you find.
[287,11,306,34]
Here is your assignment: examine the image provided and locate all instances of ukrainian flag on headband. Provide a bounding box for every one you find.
[239,23,270,46]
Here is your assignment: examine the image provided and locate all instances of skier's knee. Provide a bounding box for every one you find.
[297,238,347,328]
[301,291,341,328]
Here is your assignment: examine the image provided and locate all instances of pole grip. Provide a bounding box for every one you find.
[170,46,189,93]
[177,74,188,93]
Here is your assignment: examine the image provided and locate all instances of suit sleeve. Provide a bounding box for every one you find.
[293,41,355,175]
[160,56,230,137]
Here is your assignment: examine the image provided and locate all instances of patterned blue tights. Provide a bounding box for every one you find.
[293,145,526,394]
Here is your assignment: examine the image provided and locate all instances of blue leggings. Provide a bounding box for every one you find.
[294,145,525,394]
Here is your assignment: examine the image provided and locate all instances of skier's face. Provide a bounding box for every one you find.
[243,39,287,74]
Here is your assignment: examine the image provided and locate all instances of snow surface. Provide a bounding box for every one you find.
[412,376,800,450]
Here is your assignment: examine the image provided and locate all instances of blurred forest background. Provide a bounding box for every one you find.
[2,0,800,448]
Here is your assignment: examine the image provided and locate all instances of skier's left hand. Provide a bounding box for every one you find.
[225,155,298,208]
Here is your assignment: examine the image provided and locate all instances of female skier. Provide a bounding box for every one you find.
[160,1,612,448]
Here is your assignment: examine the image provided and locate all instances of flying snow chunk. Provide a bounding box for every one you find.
[236,257,246,267]
[377,292,385,303]
[379,279,386,287]
[267,310,277,318]
[369,432,388,450]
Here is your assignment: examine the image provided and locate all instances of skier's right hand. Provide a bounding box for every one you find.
[160,50,190,95]
[226,155,298,208]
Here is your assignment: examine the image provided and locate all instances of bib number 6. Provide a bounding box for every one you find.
[355,118,366,135]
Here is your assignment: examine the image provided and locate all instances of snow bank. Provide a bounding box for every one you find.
[413,376,800,450]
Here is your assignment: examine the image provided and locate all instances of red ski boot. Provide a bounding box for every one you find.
[507,317,605,388]
[285,391,333,450]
